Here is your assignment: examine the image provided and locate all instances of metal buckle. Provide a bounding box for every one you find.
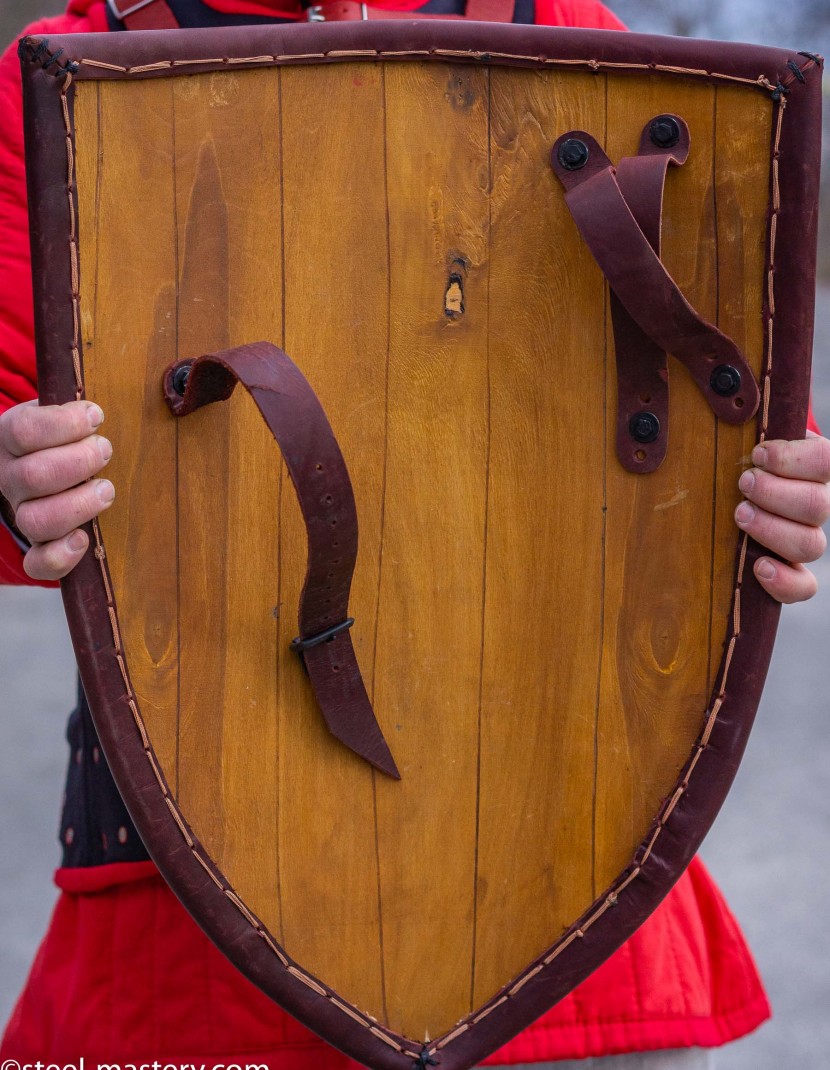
[292,618,355,655]
[107,0,159,19]
[305,2,369,19]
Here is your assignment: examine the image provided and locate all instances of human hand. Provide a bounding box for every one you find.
[735,432,830,604]
[0,399,114,581]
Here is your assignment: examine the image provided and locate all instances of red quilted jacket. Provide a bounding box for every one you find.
[1,0,776,1062]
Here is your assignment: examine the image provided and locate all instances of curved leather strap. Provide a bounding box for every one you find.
[609,116,690,472]
[163,342,400,781]
[551,132,760,426]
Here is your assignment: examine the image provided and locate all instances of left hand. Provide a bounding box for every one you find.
[735,431,830,604]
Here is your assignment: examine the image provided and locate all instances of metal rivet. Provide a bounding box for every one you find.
[629,411,660,444]
[649,115,681,149]
[171,364,191,397]
[710,364,742,397]
[558,138,590,171]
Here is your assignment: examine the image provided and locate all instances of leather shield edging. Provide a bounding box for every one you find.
[19,29,822,1070]
[15,21,826,86]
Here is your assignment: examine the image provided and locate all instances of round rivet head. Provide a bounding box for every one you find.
[171,364,191,397]
[558,138,590,171]
[710,364,742,397]
[649,115,681,149]
[629,411,660,444]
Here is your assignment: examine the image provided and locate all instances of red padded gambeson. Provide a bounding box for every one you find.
[1,0,776,1062]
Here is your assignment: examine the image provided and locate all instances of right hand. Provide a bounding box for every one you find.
[0,399,114,581]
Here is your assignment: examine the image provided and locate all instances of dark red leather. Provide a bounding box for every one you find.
[551,131,761,427]
[609,116,690,473]
[163,343,400,780]
[110,0,181,30]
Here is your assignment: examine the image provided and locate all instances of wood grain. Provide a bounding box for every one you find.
[172,68,283,929]
[594,76,720,891]
[710,86,771,683]
[472,67,606,1009]
[371,61,490,1036]
[73,61,775,1045]
[75,79,180,789]
[276,62,388,1015]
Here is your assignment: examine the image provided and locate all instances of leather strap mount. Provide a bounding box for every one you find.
[551,118,760,473]
[163,342,401,781]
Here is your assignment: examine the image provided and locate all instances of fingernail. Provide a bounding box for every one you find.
[738,469,756,494]
[752,445,768,469]
[735,501,755,526]
[756,558,776,580]
[95,436,113,462]
[87,403,104,429]
[95,479,115,504]
[67,530,86,553]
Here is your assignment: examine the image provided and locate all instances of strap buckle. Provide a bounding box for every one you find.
[107,0,159,19]
[306,2,369,20]
[292,618,355,655]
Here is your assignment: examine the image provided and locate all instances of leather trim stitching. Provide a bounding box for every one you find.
[70,50,802,97]
[47,50,791,1058]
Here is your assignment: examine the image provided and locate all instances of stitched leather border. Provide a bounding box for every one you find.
[20,24,822,1070]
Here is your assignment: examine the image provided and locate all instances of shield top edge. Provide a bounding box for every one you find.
[17,21,823,100]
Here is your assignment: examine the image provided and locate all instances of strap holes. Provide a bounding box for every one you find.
[332,664,341,672]
[324,494,333,504]
[639,394,651,404]
[735,397,745,408]
[635,449,646,462]
[331,519,338,526]
[315,463,324,471]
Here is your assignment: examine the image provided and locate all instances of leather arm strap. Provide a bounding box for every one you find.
[551,132,760,428]
[607,117,689,472]
[163,342,400,780]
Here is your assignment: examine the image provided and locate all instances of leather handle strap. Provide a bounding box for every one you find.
[163,342,400,781]
[608,116,690,472]
[550,131,760,427]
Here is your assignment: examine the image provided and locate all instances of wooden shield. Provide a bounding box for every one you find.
[20,22,821,1070]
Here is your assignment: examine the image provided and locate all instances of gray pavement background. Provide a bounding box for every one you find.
[1,294,829,1060]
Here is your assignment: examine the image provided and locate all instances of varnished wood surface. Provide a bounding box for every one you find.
[278,62,388,1015]
[77,79,180,791]
[594,76,720,890]
[473,67,605,1008]
[74,63,772,1041]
